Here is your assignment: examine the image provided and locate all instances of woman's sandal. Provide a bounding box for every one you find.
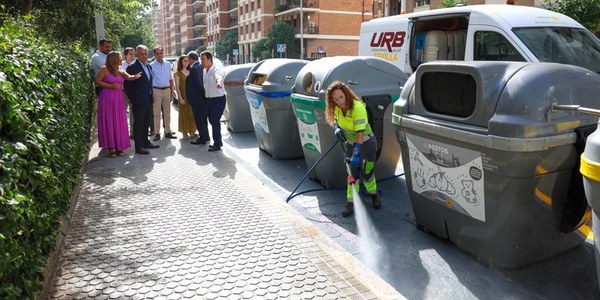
[108,149,117,158]
[116,150,124,157]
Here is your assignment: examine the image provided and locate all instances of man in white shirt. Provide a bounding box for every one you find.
[91,38,112,95]
[200,51,226,152]
[150,46,176,141]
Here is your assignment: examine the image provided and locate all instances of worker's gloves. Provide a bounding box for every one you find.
[334,122,346,142]
[349,143,362,167]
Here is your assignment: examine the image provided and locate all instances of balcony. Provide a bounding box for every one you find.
[193,18,207,27]
[193,7,206,15]
[294,25,318,35]
[194,28,207,37]
[274,0,319,15]
[193,14,207,25]
[228,0,237,10]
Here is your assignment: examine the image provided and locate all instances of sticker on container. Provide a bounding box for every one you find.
[406,133,485,221]
[297,120,320,153]
[246,93,269,133]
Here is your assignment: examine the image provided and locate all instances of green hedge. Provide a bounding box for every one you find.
[0,17,94,299]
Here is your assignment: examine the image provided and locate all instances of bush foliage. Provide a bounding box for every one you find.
[0,17,94,299]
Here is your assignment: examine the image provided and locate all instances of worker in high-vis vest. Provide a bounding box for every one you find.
[325,81,382,217]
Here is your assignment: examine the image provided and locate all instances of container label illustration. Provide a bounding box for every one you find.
[293,106,321,153]
[297,119,320,154]
[245,93,269,133]
[406,133,485,221]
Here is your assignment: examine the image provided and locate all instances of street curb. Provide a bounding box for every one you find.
[39,125,98,300]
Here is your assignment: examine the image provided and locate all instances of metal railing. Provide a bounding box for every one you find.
[275,0,319,13]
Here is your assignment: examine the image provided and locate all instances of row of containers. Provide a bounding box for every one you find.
[222,57,600,286]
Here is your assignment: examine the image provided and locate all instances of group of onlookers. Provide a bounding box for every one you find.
[91,38,227,157]
[91,39,380,217]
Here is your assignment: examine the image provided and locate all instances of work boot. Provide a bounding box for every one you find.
[341,202,354,217]
[371,193,382,209]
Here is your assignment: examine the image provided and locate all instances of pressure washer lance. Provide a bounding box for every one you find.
[345,159,356,185]
[336,126,358,186]
[551,103,600,117]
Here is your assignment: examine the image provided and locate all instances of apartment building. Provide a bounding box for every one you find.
[154,0,542,60]
[152,7,164,48]
[410,0,535,12]
[237,0,275,63]
[276,0,371,61]
[178,0,206,55]
[205,0,233,48]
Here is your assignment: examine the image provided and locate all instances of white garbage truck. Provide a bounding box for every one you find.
[358,4,600,74]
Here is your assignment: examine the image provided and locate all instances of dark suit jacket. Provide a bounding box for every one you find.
[125,60,153,105]
[186,61,206,104]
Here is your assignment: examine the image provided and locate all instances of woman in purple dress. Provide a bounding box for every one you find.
[95,51,141,157]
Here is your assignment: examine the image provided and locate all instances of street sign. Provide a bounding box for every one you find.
[232,48,239,56]
[277,44,287,53]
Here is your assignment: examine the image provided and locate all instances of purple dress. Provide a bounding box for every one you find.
[97,72,131,151]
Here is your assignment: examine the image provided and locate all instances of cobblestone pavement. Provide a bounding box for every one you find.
[48,136,404,299]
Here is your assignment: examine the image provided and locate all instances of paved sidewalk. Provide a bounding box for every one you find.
[48,136,404,299]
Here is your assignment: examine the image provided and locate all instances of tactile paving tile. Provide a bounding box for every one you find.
[48,143,386,299]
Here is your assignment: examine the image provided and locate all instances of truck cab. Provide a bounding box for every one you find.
[358,5,600,75]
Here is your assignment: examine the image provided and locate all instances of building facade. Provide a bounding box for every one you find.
[263,0,368,62]
[237,0,275,63]
[154,0,541,61]
[410,0,536,13]
[152,7,164,48]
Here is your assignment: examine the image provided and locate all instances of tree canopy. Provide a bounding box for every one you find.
[215,30,239,64]
[252,21,296,61]
[548,0,600,33]
[1,0,157,49]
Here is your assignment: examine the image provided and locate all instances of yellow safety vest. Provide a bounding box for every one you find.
[334,99,372,142]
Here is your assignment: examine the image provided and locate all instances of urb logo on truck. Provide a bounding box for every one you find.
[369,31,406,62]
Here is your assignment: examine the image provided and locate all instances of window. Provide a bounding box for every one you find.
[474,31,526,62]
[416,0,430,7]
[421,72,476,118]
[257,21,261,32]
[513,27,600,73]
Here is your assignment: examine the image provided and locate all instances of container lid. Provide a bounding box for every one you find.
[245,59,308,92]
[291,56,407,101]
[399,61,600,138]
[223,63,256,85]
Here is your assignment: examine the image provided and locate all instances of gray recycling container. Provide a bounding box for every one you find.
[290,56,407,188]
[581,122,600,290]
[244,59,308,159]
[392,61,600,268]
[224,63,256,133]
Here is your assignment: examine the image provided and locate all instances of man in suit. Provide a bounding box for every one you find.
[186,51,209,145]
[124,45,160,155]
